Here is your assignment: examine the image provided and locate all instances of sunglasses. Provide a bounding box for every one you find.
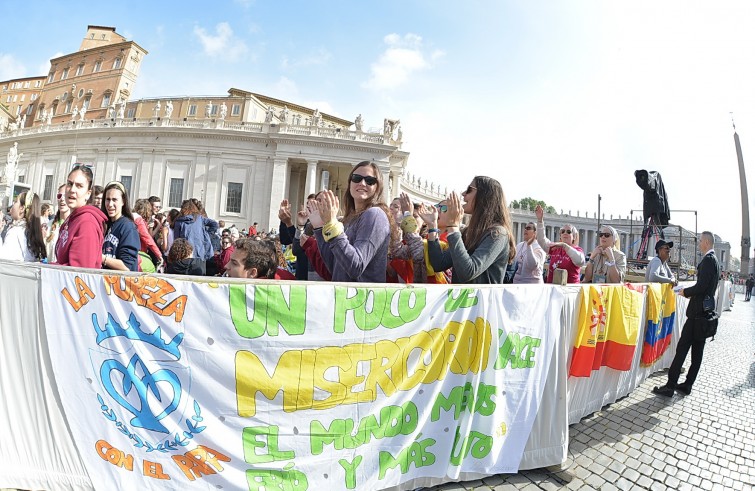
[559,229,572,234]
[350,173,378,186]
[598,232,612,238]
[525,226,536,231]
[434,203,448,213]
[56,193,64,200]
[463,185,477,194]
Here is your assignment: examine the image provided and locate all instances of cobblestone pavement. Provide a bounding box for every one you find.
[424,293,755,491]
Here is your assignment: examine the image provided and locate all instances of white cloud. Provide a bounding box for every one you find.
[280,48,332,70]
[362,33,442,91]
[0,54,26,80]
[273,76,299,99]
[193,22,248,61]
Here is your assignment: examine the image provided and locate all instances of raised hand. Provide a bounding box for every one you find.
[278,199,292,226]
[296,203,310,227]
[446,191,463,227]
[418,203,438,226]
[307,199,324,228]
[535,204,544,221]
[318,190,340,224]
[399,192,413,214]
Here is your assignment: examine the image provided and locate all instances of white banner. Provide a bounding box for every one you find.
[41,269,563,491]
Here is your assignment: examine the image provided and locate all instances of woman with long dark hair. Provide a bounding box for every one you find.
[101,181,140,271]
[308,160,398,282]
[46,184,71,262]
[427,176,515,284]
[0,191,46,262]
[54,164,108,268]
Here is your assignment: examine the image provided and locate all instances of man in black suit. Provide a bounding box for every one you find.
[653,231,720,397]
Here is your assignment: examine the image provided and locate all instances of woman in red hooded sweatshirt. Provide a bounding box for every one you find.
[54,164,108,268]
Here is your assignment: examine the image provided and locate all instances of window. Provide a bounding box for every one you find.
[75,65,84,76]
[31,94,37,101]
[93,61,102,73]
[26,104,33,115]
[5,96,9,103]
[12,95,17,102]
[101,93,111,108]
[35,80,41,88]
[48,72,55,83]
[43,175,54,201]
[65,101,72,113]
[61,68,69,80]
[127,108,135,118]
[17,175,25,183]
[23,81,30,89]
[226,182,243,213]
[188,105,197,116]
[78,89,84,98]
[119,176,133,196]
[113,58,122,69]
[168,178,184,208]
[82,98,90,110]
[20,94,25,102]
[210,105,218,116]
[231,104,240,116]
[61,92,68,102]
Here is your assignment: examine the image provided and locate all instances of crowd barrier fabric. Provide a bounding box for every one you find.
[38,268,564,491]
[0,261,711,491]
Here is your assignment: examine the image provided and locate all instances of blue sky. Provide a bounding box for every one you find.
[2,0,755,256]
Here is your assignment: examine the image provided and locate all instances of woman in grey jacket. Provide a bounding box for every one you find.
[427,176,515,284]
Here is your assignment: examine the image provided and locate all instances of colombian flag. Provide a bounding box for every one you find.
[640,283,676,367]
[569,285,642,377]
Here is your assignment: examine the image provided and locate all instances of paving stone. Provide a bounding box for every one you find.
[622,468,640,482]
[613,478,634,491]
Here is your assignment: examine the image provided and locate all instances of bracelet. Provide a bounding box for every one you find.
[102,257,107,267]
[605,261,615,267]
[427,228,440,234]
[322,220,344,242]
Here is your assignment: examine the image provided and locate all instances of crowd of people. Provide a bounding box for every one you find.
[0,160,709,287]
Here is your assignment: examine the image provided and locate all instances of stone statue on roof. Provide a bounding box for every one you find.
[219,102,228,120]
[265,105,274,123]
[165,100,173,119]
[355,114,363,132]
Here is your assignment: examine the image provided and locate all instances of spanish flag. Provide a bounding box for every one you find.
[640,283,676,367]
[569,285,642,377]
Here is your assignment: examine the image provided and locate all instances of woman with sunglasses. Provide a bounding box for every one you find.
[427,176,516,284]
[46,184,71,262]
[0,191,47,262]
[583,225,627,283]
[308,161,397,282]
[54,164,108,268]
[535,205,585,284]
[101,181,140,271]
[512,221,546,284]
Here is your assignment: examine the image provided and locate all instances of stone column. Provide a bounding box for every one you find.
[390,172,401,200]
[304,159,318,197]
[268,157,289,230]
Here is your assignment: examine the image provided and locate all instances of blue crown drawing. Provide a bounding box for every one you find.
[92,312,183,359]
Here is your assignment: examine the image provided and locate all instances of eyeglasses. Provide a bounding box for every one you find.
[56,193,64,200]
[350,173,378,186]
[525,226,536,231]
[434,203,448,213]
[559,229,572,234]
[598,232,612,238]
[463,185,477,194]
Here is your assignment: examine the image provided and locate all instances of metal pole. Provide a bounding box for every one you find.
[597,194,602,233]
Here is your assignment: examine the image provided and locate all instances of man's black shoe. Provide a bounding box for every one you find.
[652,385,675,397]
[675,383,692,395]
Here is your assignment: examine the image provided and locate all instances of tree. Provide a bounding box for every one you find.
[510,197,556,214]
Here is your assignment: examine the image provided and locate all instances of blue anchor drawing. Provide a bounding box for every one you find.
[100,354,182,434]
